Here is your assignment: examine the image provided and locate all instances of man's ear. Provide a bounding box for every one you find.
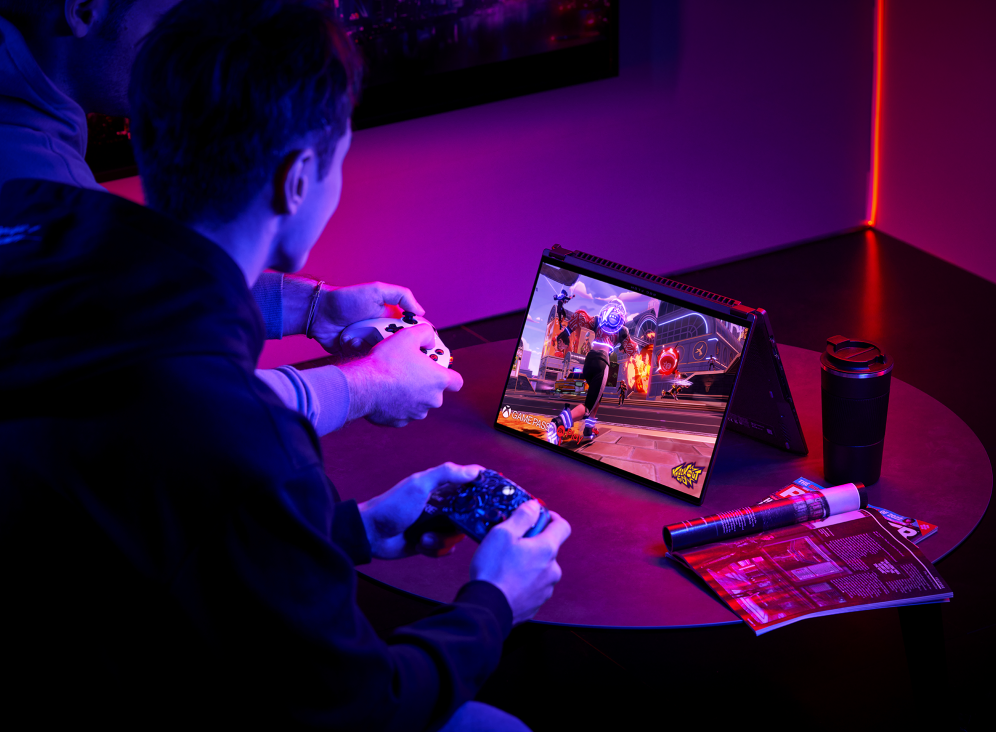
[65,0,111,39]
[273,149,315,216]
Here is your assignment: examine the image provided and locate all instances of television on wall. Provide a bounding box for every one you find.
[347,0,619,129]
[86,0,619,181]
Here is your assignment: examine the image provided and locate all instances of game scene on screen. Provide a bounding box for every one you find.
[497,263,748,499]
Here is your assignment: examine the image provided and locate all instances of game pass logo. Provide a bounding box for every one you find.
[671,462,704,488]
[500,404,547,429]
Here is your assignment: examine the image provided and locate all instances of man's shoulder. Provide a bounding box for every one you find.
[1,178,158,232]
[141,354,326,478]
[0,178,263,362]
[0,179,176,261]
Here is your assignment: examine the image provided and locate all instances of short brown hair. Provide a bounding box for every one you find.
[128,0,362,223]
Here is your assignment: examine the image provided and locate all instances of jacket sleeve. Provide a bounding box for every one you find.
[256,364,351,435]
[251,271,284,339]
[169,475,511,732]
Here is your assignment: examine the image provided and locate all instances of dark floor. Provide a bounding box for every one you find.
[357,229,994,731]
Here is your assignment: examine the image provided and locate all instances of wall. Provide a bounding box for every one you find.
[874,0,996,284]
[105,1,874,368]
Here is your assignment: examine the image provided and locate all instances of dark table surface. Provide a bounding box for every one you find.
[322,338,991,628]
[317,230,996,729]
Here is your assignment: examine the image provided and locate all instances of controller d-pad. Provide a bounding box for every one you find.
[385,323,405,333]
[401,311,418,325]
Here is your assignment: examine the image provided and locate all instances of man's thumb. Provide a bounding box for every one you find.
[501,500,541,537]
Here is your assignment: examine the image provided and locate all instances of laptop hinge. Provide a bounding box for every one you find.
[549,243,571,261]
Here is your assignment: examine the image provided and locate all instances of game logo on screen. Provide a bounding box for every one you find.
[497,263,748,499]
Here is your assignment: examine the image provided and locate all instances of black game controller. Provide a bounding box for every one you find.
[403,469,551,544]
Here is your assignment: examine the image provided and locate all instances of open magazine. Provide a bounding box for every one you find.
[760,477,939,544]
[666,493,951,635]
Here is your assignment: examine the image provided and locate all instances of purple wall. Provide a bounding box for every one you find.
[106,1,875,369]
[875,0,996,284]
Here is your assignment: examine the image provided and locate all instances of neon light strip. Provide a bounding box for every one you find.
[867,0,884,226]
[657,312,710,331]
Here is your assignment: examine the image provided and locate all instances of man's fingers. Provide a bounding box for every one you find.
[537,510,571,547]
[445,369,464,392]
[501,500,542,536]
[418,531,465,557]
[377,535,411,559]
[416,324,438,348]
[419,462,484,491]
[387,323,436,349]
[418,532,445,554]
[398,290,425,317]
[547,560,563,585]
[375,283,425,317]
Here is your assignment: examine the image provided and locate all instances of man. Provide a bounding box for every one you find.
[0,1,570,729]
[0,0,451,435]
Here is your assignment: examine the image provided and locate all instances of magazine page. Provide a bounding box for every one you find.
[669,509,951,635]
[759,477,939,544]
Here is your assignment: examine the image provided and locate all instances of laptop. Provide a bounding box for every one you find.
[494,244,808,505]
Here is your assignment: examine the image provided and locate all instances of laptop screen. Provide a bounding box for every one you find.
[495,255,753,502]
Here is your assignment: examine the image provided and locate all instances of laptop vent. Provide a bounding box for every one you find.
[572,250,741,307]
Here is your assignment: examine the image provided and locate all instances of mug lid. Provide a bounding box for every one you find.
[821,335,894,376]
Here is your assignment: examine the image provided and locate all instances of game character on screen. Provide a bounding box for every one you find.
[617,376,630,405]
[657,345,690,401]
[547,297,638,445]
[553,288,574,330]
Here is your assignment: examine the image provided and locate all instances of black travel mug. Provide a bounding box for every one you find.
[821,336,893,486]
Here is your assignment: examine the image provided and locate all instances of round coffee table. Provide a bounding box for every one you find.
[321,340,992,628]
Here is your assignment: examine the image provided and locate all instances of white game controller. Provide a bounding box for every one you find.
[338,311,452,368]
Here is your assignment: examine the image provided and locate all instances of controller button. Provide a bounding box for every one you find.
[385,323,405,333]
[429,354,439,361]
[435,349,444,355]
[420,347,428,353]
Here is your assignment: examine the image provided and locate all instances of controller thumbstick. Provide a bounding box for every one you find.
[402,311,418,325]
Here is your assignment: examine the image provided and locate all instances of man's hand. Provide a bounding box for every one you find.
[279,276,458,427]
[340,324,463,427]
[470,501,571,625]
[359,462,483,560]
[282,276,424,353]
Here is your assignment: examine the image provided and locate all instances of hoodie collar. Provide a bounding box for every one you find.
[0,15,97,187]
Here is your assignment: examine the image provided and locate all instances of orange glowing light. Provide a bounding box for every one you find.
[861,229,883,343]
[867,0,884,226]
[624,349,652,394]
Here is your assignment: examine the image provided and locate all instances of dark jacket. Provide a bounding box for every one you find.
[0,180,511,730]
